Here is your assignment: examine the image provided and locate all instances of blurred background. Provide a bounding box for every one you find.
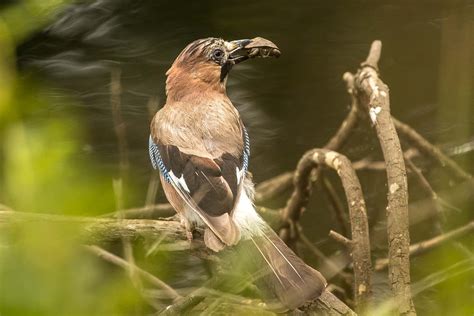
[0,0,472,315]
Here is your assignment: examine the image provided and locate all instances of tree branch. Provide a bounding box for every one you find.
[302,290,357,315]
[329,230,352,248]
[0,210,185,243]
[351,40,416,315]
[322,176,350,237]
[281,149,372,311]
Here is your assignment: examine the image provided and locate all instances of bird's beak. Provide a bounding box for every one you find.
[225,37,281,65]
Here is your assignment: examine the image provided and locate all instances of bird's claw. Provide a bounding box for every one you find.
[180,216,195,246]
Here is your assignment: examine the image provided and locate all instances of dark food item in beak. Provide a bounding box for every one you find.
[228,37,281,64]
[244,37,281,58]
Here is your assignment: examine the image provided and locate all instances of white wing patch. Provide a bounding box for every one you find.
[169,170,190,193]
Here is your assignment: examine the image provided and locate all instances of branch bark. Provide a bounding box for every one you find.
[302,290,357,316]
[329,230,352,248]
[351,40,415,315]
[322,177,350,237]
[0,210,185,243]
[281,149,372,311]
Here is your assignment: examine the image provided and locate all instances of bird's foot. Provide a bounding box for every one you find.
[185,230,193,243]
[180,217,195,245]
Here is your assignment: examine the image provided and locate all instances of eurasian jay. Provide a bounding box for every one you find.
[149,37,326,310]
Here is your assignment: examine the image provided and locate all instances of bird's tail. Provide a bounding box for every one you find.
[231,188,327,310]
[246,226,326,310]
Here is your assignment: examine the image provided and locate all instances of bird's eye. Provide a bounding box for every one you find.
[212,49,224,60]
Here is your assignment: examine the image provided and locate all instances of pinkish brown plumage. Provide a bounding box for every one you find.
[149,37,326,310]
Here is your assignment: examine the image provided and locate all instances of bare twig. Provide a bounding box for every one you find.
[375,221,474,271]
[324,103,360,151]
[351,40,415,315]
[85,245,181,300]
[352,148,421,172]
[404,155,437,201]
[322,176,350,237]
[279,153,317,246]
[329,230,352,248]
[281,149,372,311]
[404,154,473,258]
[352,158,387,171]
[298,226,342,276]
[404,154,445,227]
[393,118,472,183]
[161,296,206,315]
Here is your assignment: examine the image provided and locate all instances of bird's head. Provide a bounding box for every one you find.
[165,37,280,102]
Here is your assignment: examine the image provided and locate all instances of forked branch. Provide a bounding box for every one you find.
[281,149,372,311]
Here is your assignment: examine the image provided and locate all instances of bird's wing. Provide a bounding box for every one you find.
[148,128,250,245]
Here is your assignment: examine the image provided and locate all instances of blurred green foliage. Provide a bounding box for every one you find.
[0,2,145,315]
[0,1,117,214]
[0,0,67,44]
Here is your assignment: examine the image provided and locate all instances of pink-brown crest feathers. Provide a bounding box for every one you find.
[165,38,228,102]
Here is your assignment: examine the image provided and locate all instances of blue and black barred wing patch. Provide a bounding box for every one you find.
[149,135,172,182]
[241,125,250,176]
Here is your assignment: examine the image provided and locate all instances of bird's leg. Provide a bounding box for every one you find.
[179,214,195,244]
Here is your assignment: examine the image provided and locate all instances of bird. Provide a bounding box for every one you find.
[149,37,326,310]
